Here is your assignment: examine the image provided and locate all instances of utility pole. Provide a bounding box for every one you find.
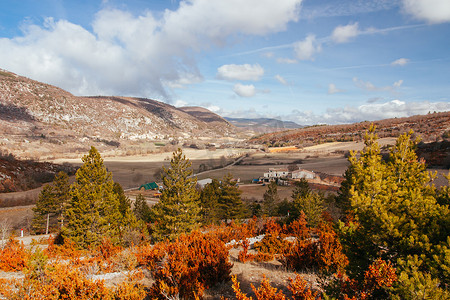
[46,213,49,235]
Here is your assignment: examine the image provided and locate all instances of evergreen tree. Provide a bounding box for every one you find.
[292,190,324,227]
[151,148,200,241]
[262,181,279,216]
[32,185,56,234]
[63,146,121,248]
[338,127,450,296]
[53,171,70,228]
[113,182,144,245]
[199,179,222,224]
[291,178,311,200]
[133,194,152,223]
[32,171,70,233]
[218,173,245,220]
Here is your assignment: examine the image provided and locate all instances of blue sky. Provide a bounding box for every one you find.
[0,0,449,124]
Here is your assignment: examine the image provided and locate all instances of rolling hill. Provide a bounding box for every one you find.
[250,112,450,147]
[0,69,237,159]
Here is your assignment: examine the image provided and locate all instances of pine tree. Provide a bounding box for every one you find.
[219,173,245,221]
[292,191,324,227]
[338,126,450,296]
[113,182,145,245]
[291,178,311,200]
[133,194,151,223]
[32,171,70,234]
[199,179,222,224]
[151,148,200,241]
[63,146,121,248]
[53,171,70,229]
[32,184,56,234]
[262,181,279,217]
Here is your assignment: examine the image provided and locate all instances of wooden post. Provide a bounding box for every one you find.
[46,213,49,235]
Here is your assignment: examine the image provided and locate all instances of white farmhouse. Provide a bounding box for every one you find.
[291,169,316,180]
[264,168,290,179]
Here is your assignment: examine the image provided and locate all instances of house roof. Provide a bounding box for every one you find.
[268,168,289,172]
[139,182,159,190]
[292,169,315,174]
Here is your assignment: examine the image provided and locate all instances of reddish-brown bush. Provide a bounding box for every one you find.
[204,217,259,246]
[287,275,320,300]
[0,263,146,300]
[230,275,319,300]
[282,220,348,274]
[326,258,397,300]
[143,230,232,299]
[0,237,29,271]
[253,218,289,257]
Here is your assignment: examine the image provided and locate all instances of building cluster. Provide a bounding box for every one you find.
[255,167,316,186]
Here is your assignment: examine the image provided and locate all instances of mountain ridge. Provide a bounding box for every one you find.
[0,69,237,159]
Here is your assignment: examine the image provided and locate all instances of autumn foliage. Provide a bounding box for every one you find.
[230,274,319,300]
[0,237,29,271]
[136,230,232,299]
[326,258,397,299]
[0,263,145,300]
[282,216,348,275]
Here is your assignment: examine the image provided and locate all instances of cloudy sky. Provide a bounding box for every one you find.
[0,0,449,125]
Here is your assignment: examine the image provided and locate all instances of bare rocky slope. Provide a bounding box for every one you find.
[0,69,237,159]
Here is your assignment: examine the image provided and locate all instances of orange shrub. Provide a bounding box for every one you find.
[45,236,84,260]
[287,275,320,300]
[0,237,29,271]
[204,217,259,246]
[230,275,319,300]
[238,240,274,263]
[326,258,397,300]
[254,218,289,257]
[231,275,286,300]
[145,231,232,299]
[0,263,146,300]
[283,220,348,275]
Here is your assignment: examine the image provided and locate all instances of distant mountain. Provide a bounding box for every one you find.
[0,69,237,159]
[179,106,230,124]
[224,117,303,133]
[250,112,450,146]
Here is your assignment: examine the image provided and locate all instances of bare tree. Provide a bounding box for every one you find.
[0,218,12,249]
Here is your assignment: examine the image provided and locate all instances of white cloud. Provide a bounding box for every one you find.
[217,64,264,81]
[287,100,450,125]
[393,80,403,88]
[328,83,345,94]
[164,72,203,89]
[233,83,256,97]
[275,74,288,85]
[174,99,188,107]
[293,34,322,61]
[331,22,360,43]
[276,57,298,64]
[206,105,221,113]
[262,52,274,58]
[391,58,410,66]
[353,77,403,92]
[0,0,302,98]
[402,0,450,23]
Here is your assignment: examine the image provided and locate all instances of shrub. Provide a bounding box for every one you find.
[0,262,146,300]
[230,275,319,300]
[0,237,29,271]
[325,258,397,300]
[144,231,232,299]
[282,220,348,275]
